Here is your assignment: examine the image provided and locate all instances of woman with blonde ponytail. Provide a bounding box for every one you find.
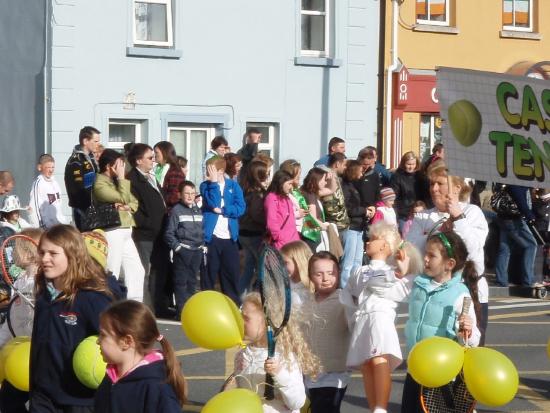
[95,300,187,412]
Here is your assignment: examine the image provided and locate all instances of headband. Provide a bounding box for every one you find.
[436,233,454,258]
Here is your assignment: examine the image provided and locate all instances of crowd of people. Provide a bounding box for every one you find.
[0,126,548,413]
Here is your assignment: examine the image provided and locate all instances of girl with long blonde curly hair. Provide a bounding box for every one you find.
[232,291,320,413]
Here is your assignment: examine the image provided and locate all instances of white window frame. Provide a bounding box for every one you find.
[300,0,330,57]
[419,114,442,161]
[167,125,215,183]
[416,0,450,27]
[502,0,533,32]
[246,122,279,168]
[107,119,143,150]
[133,0,174,47]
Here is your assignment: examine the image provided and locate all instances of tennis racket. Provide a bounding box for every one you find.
[258,244,291,400]
[0,234,38,311]
[420,296,476,413]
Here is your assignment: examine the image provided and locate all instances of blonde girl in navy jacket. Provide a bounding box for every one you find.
[30,225,113,413]
[95,300,186,413]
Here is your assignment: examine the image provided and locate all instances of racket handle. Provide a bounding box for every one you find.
[459,296,472,341]
[264,373,275,400]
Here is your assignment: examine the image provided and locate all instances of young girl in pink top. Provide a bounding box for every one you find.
[264,170,300,249]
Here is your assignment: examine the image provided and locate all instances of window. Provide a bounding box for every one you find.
[246,122,279,168]
[419,115,442,162]
[416,0,449,26]
[301,0,330,57]
[108,119,146,151]
[167,125,215,184]
[503,0,533,31]
[133,0,173,47]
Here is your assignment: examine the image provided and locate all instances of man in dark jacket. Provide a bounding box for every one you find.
[127,144,168,314]
[64,126,100,230]
[237,127,261,181]
[494,184,539,287]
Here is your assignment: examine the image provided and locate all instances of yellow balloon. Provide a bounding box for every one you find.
[5,341,31,391]
[0,336,30,383]
[181,291,244,350]
[407,337,464,388]
[300,397,310,413]
[463,347,519,406]
[202,388,262,413]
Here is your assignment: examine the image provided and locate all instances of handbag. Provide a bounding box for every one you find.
[490,185,521,219]
[81,202,121,231]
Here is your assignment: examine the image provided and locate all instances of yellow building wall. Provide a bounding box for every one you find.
[385,1,550,72]
[382,1,550,164]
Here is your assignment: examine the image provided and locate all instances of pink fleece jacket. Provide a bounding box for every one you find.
[264,192,300,249]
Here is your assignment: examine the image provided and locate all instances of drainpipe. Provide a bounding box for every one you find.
[385,0,399,168]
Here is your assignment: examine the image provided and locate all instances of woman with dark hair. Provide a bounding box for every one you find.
[224,153,242,182]
[153,141,185,209]
[264,170,300,249]
[390,151,423,233]
[93,149,145,301]
[239,160,269,293]
[300,167,330,251]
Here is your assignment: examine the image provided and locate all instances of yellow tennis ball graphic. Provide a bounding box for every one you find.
[448,100,482,147]
[73,335,107,389]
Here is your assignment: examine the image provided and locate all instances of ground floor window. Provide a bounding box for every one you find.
[167,124,215,185]
[419,114,442,162]
[108,119,147,151]
[245,122,279,168]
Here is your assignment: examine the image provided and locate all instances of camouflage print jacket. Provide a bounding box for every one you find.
[321,177,350,231]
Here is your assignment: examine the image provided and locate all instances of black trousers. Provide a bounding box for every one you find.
[0,380,28,413]
[29,391,93,413]
[173,248,201,314]
[308,386,347,413]
[401,373,423,413]
[202,236,241,305]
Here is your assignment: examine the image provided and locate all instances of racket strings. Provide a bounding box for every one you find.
[261,248,290,328]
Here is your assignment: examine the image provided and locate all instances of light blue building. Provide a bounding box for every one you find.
[3,0,380,212]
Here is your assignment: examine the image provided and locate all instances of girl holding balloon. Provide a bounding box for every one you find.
[341,222,422,413]
[389,231,481,413]
[233,292,320,413]
[95,300,187,413]
[30,224,113,412]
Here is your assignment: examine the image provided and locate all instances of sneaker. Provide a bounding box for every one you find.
[530,282,544,288]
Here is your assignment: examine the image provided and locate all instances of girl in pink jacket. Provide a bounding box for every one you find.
[264,170,300,249]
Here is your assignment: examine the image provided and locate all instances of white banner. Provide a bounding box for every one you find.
[436,67,550,188]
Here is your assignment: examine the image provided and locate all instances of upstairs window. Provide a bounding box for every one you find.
[503,0,533,32]
[416,0,449,26]
[301,0,330,57]
[133,0,173,47]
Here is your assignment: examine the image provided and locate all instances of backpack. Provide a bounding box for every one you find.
[490,185,521,219]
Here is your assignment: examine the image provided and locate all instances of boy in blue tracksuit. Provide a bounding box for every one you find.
[200,156,246,305]
[164,180,204,315]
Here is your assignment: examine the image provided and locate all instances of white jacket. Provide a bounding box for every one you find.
[28,175,67,229]
[234,346,305,413]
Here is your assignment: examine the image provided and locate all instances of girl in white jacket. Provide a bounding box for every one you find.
[233,292,320,413]
[341,222,422,413]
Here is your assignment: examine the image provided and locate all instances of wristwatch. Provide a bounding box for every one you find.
[451,213,466,222]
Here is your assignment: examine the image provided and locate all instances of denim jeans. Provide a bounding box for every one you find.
[495,217,537,287]
[340,229,364,287]
[238,235,263,294]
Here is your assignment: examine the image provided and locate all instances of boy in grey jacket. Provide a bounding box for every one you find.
[164,181,204,314]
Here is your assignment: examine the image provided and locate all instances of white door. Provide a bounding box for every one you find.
[168,125,214,184]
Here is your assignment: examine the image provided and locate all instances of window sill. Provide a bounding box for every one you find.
[126,47,182,59]
[500,30,541,40]
[294,57,342,68]
[413,24,459,35]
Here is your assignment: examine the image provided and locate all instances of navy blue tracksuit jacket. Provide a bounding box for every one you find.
[94,361,182,413]
[30,288,112,409]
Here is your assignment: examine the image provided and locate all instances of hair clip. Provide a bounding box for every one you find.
[436,233,454,258]
[157,334,164,342]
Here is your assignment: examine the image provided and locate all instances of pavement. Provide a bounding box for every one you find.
[161,293,550,413]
